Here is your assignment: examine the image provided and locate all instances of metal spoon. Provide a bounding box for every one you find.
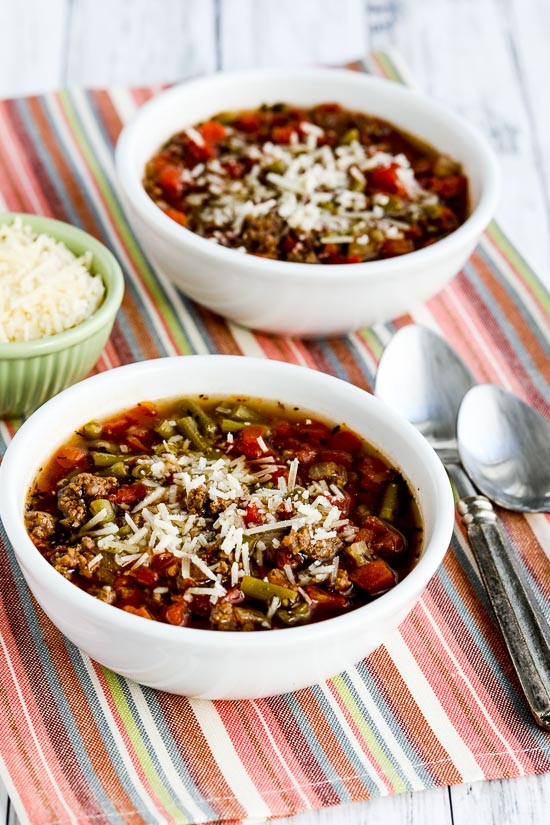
[458,383,550,512]
[375,325,550,730]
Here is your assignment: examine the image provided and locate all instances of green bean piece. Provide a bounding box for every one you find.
[154,419,177,439]
[385,195,405,216]
[82,421,103,440]
[110,461,129,479]
[349,176,366,193]
[155,440,186,456]
[433,154,460,177]
[91,451,119,467]
[89,499,116,523]
[183,400,218,437]
[379,482,400,523]
[132,464,151,478]
[240,575,298,606]
[340,127,360,145]
[58,469,80,486]
[220,418,247,433]
[232,404,264,423]
[423,203,443,221]
[264,159,286,175]
[277,602,312,626]
[89,439,120,453]
[355,504,373,521]
[176,416,208,451]
[205,449,224,460]
[348,239,371,258]
[214,111,234,124]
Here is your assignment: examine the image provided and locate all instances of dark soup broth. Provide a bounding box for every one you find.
[144,101,468,264]
[26,395,423,631]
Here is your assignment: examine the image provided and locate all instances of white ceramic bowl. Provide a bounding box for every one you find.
[0,356,454,698]
[116,68,500,337]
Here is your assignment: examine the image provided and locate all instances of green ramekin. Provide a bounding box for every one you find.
[0,213,125,418]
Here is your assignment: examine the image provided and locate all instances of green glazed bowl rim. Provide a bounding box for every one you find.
[0,213,124,360]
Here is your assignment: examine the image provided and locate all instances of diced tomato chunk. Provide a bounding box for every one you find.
[266,466,285,483]
[126,436,147,452]
[110,482,148,505]
[368,164,409,197]
[318,449,353,468]
[101,418,129,439]
[272,125,296,144]
[438,206,459,231]
[294,419,332,443]
[157,164,184,199]
[130,566,159,586]
[222,158,247,179]
[304,586,349,614]
[186,593,212,617]
[271,419,293,444]
[199,119,226,144]
[282,234,298,252]
[150,552,179,577]
[123,605,154,619]
[284,445,318,466]
[429,174,467,199]
[55,447,89,471]
[234,425,268,459]
[328,490,352,517]
[355,515,406,557]
[358,456,393,491]
[102,404,156,440]
[115,583,142,608]
[113,574,133,589]
[164,602,190,626]
[315,102,342,113]
[164,208,187,227]
[220,587,246,605]
[327,429,363,454]
[351,559,396,595]
[296,445,319,467]
[128,424,152,439]
[244,502,263,527]
[325,254,363,265]
[192,142,216,162]
[234,113,262,133]
[125,425,155,453]
[381,238,414,257]
[125,402,157,424]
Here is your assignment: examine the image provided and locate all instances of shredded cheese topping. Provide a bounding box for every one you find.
[94,444,350,605]
[0,217,105,343]
[183,124,439,246]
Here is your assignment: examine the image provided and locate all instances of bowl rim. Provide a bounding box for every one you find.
[0,354,456,651]
[115,66,501,282]
[0,212,125,359]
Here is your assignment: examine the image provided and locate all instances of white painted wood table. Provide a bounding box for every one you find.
[1,1,549,823]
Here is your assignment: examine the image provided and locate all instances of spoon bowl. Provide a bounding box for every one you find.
[374,325,476,447]
[458,384,550,513]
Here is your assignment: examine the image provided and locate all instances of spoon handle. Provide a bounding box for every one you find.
[454,489,550,730]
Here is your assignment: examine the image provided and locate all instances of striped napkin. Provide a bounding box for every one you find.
[1,52,550,825]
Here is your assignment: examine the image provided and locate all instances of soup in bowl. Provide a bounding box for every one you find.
[0,356,454,698]
[116,68,500,336]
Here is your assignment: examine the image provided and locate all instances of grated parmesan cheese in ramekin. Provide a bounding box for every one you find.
[0,217,105,343]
